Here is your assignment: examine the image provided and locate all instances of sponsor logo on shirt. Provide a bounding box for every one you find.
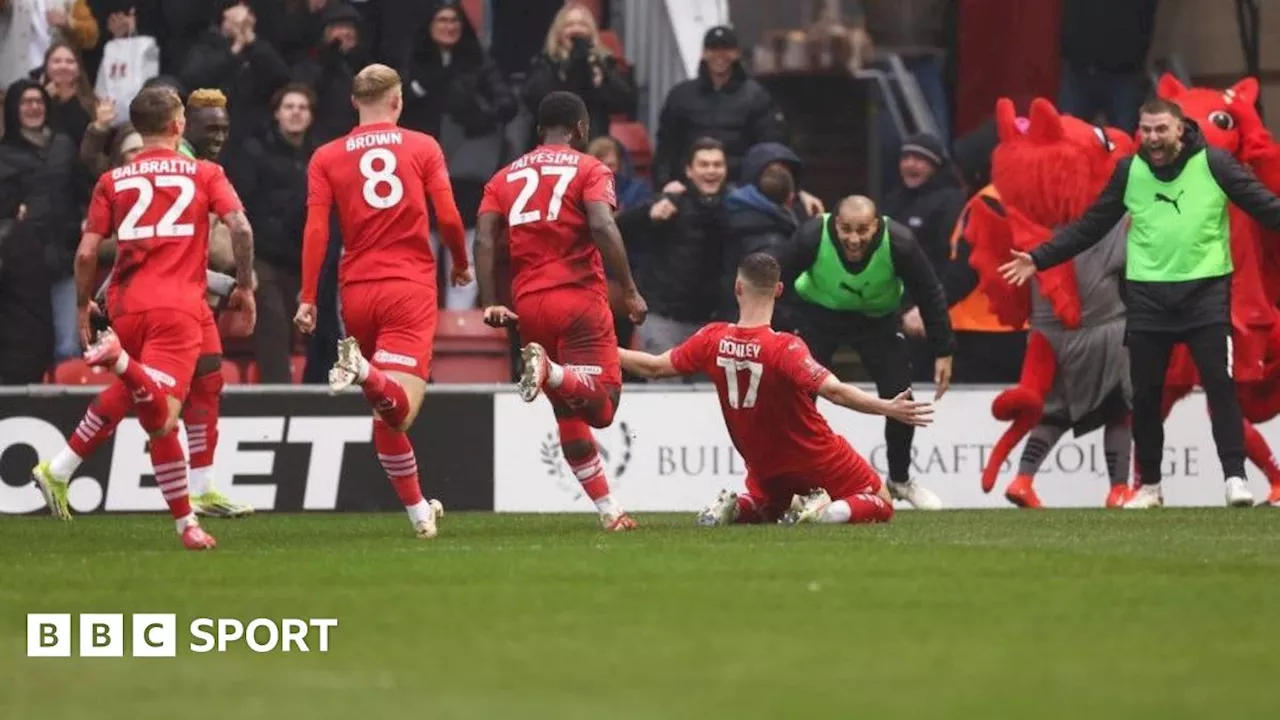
[563,364,602,375]
[143,367,176,388]
[373,350,417,368]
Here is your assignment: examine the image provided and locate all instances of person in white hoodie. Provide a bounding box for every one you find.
[0,0,99,88]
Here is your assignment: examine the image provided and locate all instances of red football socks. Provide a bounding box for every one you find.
[149,432,192,520]
[363,366,411,428]
[551,366,617,428]
[1243,420,1280,485]
[115,356,171,432]
[183,370,223,473]
[374,419,424,507]
[832,493,895,524]
[557,418,619,515]
[69,381,130,458]
[734,495,764,524]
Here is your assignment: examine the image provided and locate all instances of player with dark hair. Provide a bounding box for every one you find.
[619,252,933,525]
[32,87,256,520]
[476,90,648,531]
[295,64,469,539]
[32,86,255,549]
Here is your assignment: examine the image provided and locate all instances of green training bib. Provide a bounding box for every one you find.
[1123,149,1231,282]
[794,214,903,316]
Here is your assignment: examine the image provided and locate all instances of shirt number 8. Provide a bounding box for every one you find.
[360,148,404,209]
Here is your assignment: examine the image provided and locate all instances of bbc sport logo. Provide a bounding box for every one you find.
[27,614,337,657]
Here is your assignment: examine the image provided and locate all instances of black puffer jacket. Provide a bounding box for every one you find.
[617,180,729,323]
[880,158,966,280]
[0,81,84,280]
[520,43,636,150]
[179,26,293,147]
[228,126,313,270]
[401,2,517,224]
[653,61,787,186]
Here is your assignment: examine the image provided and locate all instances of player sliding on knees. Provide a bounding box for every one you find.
[36,86,256,549]
[475,91,647,531]
[294,64,470,539]
[619,253,933,526]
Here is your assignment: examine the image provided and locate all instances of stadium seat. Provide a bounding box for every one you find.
[221,359,243,385]
[52,359,114,386]
[245,355,307,384]
[433,309,510,383]
[610,121,652,179]
[599,30,626,64]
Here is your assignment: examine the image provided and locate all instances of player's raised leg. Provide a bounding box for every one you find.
[521,341,620,429]
[31,381,132,520]
[84,320,215,550]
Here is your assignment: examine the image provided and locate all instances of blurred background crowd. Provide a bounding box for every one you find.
[0,0,1265,386]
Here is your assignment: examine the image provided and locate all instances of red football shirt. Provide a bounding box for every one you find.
[86,147,241,318]
[307,122,456,292]
[478,144,616,303]
[671,323,845,480]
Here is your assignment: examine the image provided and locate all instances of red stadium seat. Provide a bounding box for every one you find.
[52,359,115,386]
[221,359,243,385]
[245,355,306,384]
[599,29,626,65]
[610,121,652,179]
[433,309,511,383]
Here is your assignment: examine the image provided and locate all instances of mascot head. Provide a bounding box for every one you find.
[1156,74,1257,155]
[990,97,1130,229]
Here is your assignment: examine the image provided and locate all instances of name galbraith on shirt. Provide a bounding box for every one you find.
[507,151,582,170]
[718,338,762,359]
[345,131,403,152]
[111,159,198,180]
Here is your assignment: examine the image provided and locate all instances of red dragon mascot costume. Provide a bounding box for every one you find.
[962,98,1137,508]
[1155,74,1280,506]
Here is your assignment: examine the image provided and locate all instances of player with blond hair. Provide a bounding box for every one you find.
[33,87,256,521]
[295,64,468,539]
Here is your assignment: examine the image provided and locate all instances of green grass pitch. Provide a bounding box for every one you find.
[2,510,1278,719]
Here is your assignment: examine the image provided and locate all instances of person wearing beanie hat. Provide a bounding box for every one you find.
[882,132,966,383]
[652,23,788,189]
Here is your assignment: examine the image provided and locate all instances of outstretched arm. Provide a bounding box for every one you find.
[817,376,934,426]
[618,348,683,380]
[1208,147,1280,232]
[1029,160,1131,270]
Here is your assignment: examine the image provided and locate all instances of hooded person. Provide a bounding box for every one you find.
[718,141,808,325]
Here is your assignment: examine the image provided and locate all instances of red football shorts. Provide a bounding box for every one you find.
[111,309,202,402]
[515,288,621,388]
[340,279,437,380]
[198,304,222,357]
[743,438,882,521]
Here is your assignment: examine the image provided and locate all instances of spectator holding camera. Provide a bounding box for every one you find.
[618,137,729,362]
[520,2,635,149]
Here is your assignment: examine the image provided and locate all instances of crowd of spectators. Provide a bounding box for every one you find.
[0,0,1159,387]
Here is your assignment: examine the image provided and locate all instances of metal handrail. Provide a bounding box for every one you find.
[883,52,940,138]
[853,68,908,140]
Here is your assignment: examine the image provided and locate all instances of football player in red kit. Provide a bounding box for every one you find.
[294,64,470,540]
[475,91,647,531]
[41,86,256,549]
[32,89,255,520]
[620,253,933,525]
